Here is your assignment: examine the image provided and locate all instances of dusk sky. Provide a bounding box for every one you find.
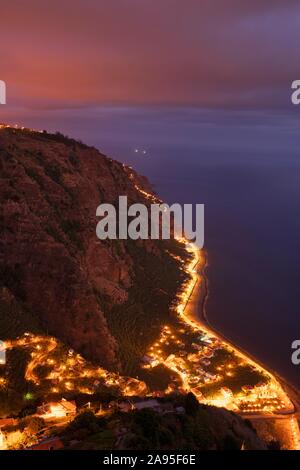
[1,0,300,111]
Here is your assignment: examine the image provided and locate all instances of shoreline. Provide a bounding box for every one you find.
[189,248,300,415]
[177,244,300,448]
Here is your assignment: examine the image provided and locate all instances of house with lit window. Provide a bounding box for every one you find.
[37,398,76,419]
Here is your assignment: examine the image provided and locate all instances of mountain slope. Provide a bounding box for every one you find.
[0,126,187,372]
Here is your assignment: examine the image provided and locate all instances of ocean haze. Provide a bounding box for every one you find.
[2,105,300,388]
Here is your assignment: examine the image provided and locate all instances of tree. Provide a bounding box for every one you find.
[24,416,45,435]
[268,439,281,450]
[184,392,199,416]
[222,433,241,450]
[66,410,103,435]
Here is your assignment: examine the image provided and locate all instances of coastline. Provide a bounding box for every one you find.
[180,247,300,448]
[196,251,300,410]
[181,246,300,450]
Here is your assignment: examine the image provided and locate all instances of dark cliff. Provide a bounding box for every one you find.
[0,126,186,372]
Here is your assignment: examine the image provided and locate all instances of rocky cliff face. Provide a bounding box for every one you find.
[0,126,184,370]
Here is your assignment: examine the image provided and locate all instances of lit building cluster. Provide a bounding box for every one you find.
[0,123,43,133]
[142,239,296,419]
[1,223,299,449]
[4,333,147,399]
[289,416,300,450]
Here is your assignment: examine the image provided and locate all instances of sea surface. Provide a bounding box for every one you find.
[5,105,300,388]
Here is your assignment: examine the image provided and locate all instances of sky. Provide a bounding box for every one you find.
[1,0,300,112]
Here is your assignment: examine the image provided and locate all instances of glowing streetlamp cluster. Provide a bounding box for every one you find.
[123,167,162,204]
[289,416,300,450]
[4,334,147,398]
[0,123,43,133]
[1,223,299,448]
[142,239,297,424]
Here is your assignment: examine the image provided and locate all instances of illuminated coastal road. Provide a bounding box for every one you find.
[180,244,300,449]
